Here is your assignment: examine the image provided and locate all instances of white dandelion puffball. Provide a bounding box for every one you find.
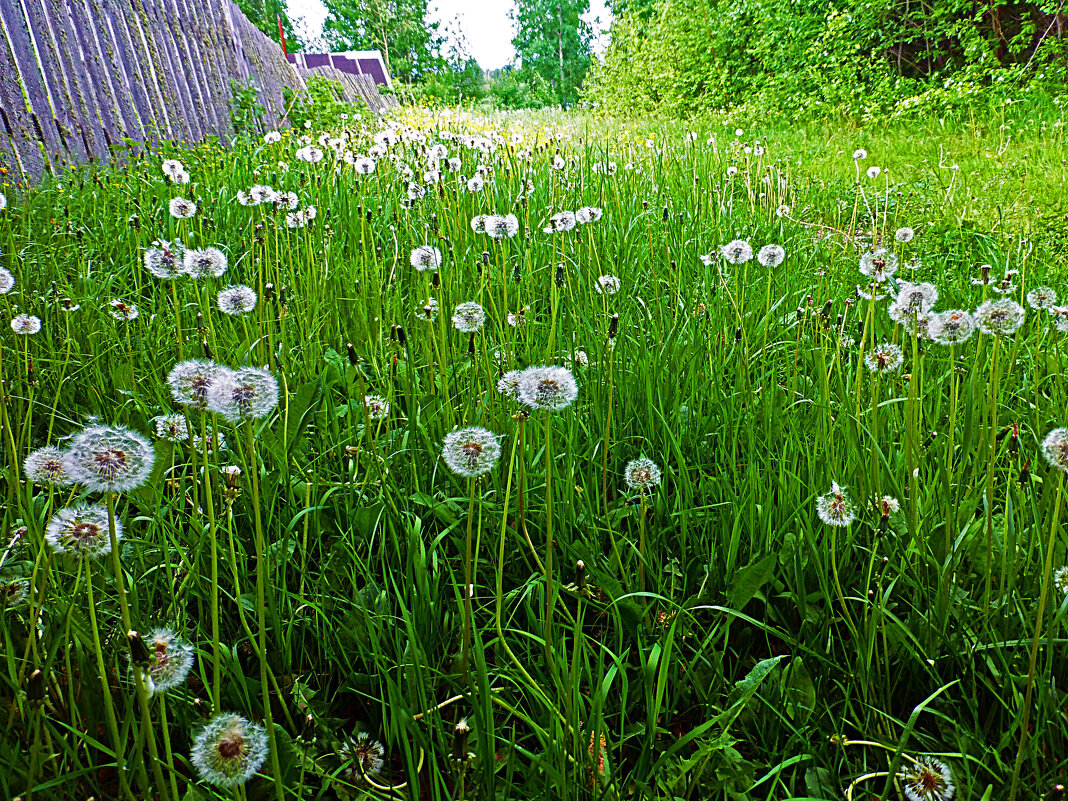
[816,481,855,527]
[65,424,156,493]
[169,197,197,219]
[596,275,621,295]
[895,227,915,243]
[866,166,881,179]
[720,239,753,265]
[141,628,194,695]
[517,365,579,411]
[576,206,603,224]
[264,131,282,144]
[46,504,118,559]
[442,427,502,477]
[624,457,662,492]
[452,301,486,333]
[207,367,280,422]
[183,247,228,278]
[25,445,73,486]
[0,268,14,293]
[218,286,257,316]
[168,359,230,411]
[975,299,1025,336]
[410,245,442,272]
[190,713,269,787]
[929,310,976,345]
[11,314,41,335]
[757,244,786,268]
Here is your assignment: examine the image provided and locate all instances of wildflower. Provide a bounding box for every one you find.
[928,310,976,345]
[595,274,621,296]
[816,482,855,527]
[573,350,589,367]
[757,244,786,268]
[410,245,442,272]
[354,157,376,174]
[551,154,566,170]
[517,365,579,411]
[726,166,738,176]
[776,204,791,217]
[162,159,185,181]
[109,299,139,321]
[0,268,13,293]
[720,239,753,265]
[890,282,938,323]
[207,367,280,422]
[169,197,197,219]
[576,206,603,224]
[1041,428,1068,473]
[859,248,898,282]
[544,211,577,233]
[1054,566,1068,595]
[217,286,257,316]
[975,299,1025,335]
[342,733,385,782]
[144,242,184,279]
[1026,286,1057,309]
[264,131,282,144]
[1052,306,1068,333]
[853,149,867,159]
[898,757,954,801]
[153,414,189,442]
[452,301,485,333]
[466,175,484,192]
[490,213,520,239]
[497,370,522,399]
[2,574,29,609]
[442,427,502,477]
[364,395,389,421]
[190,713,269,787]
[25,445,73,485]
[895,227,915,243]
[140,628,194,695]
[66,425,156,493]
[624,457,662,493]
[295,145,324,163]
[864,343,903,373]
[866,166,881,179]
[46,504,117,558]
[168,359,230,411]
[183,247,228,279]
[11,315,41,335]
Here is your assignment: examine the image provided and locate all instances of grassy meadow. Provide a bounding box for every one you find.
[2,104,1068,801]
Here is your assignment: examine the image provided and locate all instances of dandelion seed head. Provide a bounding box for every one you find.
[342,733,385,781]
[217,286,257,316]
[169,198,197,219]
[206,367,280,422]
[66,425,156,493]
[497,370,522,399]
[816,481,855,527]
[899,757,954,801]
[183,247,228,279]
[410,245,442,272]
[168,360,230,411]
[452,301,485,333]
[25,445,73,486]
[517,365,579,411]
[720,239,753,265]
[442,427,501,477]
[141,628,194,695]
[1041,428,1068,473]
[144,241,184,279]
[624,457,662,492]
[46,504,117,558]
[859,248,898,282]
[596,275,621,295]
[864,343,904,373]
[364,395,389,421]
[544,211,577,234]
[2,574,29,609]
[153,414,189,442]
[757,244,786,268]
[975,298,1025,336]
[190,713,269,787]
[11,315,41,335]
[866,166,881,179]
[1054,566,1068,595]
[576,206,603,224]
[0,268,14,294]
[890,281,938,322]
[109,299,139,321]
[1027,286,1057,309]
[928,310,976,345]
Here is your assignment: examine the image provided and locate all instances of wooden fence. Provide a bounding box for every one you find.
[0,0,390,185]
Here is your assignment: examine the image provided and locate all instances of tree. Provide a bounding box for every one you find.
[322,0,444,83]
[510,0,593,107]
[235,0,303,52]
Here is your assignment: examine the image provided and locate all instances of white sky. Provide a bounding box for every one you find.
[285,0,612,70]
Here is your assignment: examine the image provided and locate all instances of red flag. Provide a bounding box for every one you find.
[277,13,287,56]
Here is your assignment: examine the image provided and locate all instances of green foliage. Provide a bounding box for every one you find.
[234,0,302,52]
[584,0,1068,120]
[228,78,267,137]
[323,0,444,82]
[282,76,357,131]
[511,0,593,107]
[483,67,559,109]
